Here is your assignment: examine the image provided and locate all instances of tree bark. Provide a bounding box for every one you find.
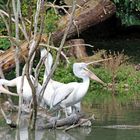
[0,0,116,72]
[66,39,88,59]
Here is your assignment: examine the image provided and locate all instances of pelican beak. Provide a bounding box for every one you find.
[0,85,18,96]
[84,68,105,85]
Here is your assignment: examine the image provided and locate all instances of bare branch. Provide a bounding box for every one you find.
[39,0,77,103]
[63,43,94,48]
[12,0,20,77]
[26,0,46,130]
[64,114,95,131]
[16,66,25,126]
[0,85,18,96]
[0,9,29,41]
[39,43,70,64]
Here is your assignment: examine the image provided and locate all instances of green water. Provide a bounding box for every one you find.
[1,101,140,140]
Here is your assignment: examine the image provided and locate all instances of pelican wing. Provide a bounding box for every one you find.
[51,80,65,90]
[51,84,75,107]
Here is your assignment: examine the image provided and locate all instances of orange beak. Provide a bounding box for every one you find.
[84,68,105,85]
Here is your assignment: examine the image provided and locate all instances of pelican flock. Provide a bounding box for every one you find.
[0,47,104,118]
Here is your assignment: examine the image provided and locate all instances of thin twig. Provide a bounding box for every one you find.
[64,114,95,132]
[87,58,112,65]
[39,43,70,64]
[0,107,11,124]
[18,0,29,42]
[0,9,29,41]
[63,43,94,48]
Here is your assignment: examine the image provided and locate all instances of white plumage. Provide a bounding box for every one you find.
[0,75,42,104]
[40,48,81,114]
[40,48,65,107]
[50,62,104,116]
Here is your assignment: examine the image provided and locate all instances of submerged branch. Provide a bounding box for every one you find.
[0,107,17,128]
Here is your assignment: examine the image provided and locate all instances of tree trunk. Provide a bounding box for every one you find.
[66,39,88,59]
[0,0,116,72]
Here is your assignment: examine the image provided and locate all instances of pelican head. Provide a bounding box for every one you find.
[40,48,53,74]
[73,62,104,84]
[73,63,87,78]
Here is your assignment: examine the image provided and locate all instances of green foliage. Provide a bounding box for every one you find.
[0,18,10,50]
[113,0,140,26]
[0,38,10,50]
[0,19,7,34]
[21,0,37,17]
[0,0,8,10]
[45,9,60,33]
[83,64,140,106]
[53,63,79,83]
[0,117,6,126]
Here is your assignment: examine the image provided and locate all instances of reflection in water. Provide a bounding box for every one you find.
[0,114,91,140]
[1,94,140,140]
[1,105,140,140]
[45,128,91,140]
[0,127,91,140]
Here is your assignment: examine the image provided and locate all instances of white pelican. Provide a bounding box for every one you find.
[40,48,64,108]
[40,48,81,114]
[50,62,104,117]
[0,75,42,104]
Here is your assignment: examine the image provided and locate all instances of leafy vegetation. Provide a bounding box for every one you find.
[45,9,60,34]
[0,19,10,50]
[0,38,10,50]
[113,0,140,26]
[83,64,140,106]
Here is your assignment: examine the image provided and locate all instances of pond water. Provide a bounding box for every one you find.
[1,99,140,140]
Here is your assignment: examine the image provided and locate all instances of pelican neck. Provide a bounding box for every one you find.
[82,76,90,85]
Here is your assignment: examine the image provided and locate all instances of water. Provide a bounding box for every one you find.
[1,101,140,140]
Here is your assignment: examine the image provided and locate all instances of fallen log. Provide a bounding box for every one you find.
[37,113,85,130]
[0,0,116,72]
